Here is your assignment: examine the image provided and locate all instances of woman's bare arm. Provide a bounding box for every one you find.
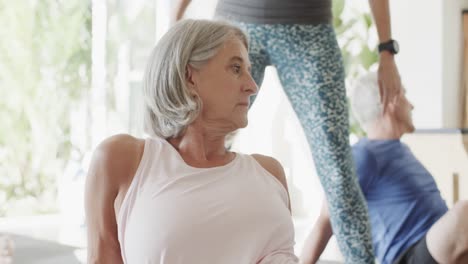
[300,200,333,264]
[85,135,144,264]
[173,0,192,22]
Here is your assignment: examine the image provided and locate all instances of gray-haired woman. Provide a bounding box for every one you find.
[85,19,299,264]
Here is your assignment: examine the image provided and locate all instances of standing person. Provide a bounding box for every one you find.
[85,19,299,263]
[174,0,403,263]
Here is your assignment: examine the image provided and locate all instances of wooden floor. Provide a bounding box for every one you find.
[6,233,82,264]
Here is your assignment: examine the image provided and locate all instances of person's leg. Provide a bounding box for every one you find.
[219,22,270,147]
[426,200,468,264]
[234,22,270,106]
[268,23,374,263]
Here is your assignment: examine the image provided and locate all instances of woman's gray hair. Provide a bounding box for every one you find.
[142,19,248,139]
[350,72,383,131]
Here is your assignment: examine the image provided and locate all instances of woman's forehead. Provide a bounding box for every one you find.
[227,39,249,59]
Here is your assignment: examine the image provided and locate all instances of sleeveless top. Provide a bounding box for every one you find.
[117,137,299,264]
[215,0,332,24]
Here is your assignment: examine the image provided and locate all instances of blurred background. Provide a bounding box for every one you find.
[1,0,468,263]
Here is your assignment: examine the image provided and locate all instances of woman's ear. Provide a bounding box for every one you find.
[185,65,196,90]
[185,65,199,98]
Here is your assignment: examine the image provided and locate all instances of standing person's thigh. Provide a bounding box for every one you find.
[426,200,468,264]
[221,21,271,148]
[234,22,270,107]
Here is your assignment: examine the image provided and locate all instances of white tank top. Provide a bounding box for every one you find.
[117,137,298,264]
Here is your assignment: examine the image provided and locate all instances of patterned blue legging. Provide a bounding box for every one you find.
[239,23,374,263]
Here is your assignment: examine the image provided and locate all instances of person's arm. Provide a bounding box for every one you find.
[173,0,192,22]
[300,200,333,264]
[368,0,402,114]
[85,135,144,264]
[252,154,291,212]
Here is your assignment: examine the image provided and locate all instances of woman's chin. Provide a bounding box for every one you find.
[239,118,248,128]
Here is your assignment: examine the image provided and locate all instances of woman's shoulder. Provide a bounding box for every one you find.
[250,154,287,191]
[89,134,145,189]
[97,133,145,151]
[94,134,145,163]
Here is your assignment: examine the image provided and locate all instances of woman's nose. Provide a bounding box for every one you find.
[245,73,258,94]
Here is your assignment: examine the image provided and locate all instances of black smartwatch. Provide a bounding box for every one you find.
[378,39,399,55]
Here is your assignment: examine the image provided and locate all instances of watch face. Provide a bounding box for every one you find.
[393,40,400,53]
[378,39,399,54]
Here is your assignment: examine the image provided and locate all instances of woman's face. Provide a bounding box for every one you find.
[189,36,258,131]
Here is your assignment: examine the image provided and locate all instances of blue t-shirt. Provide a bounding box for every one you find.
[352,138,448,264]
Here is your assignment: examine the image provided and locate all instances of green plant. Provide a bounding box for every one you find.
[332,0,378,137]
[0,0,91,216]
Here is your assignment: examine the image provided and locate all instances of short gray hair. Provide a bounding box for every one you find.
[142,19,248,138]
[350,72,383,130]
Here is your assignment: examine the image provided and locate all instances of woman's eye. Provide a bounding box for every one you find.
[232,65,241,74]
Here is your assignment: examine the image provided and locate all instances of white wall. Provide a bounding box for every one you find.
[443,1,468,128]
[392,0,468,128]
[402,132,468,207]
[391,0,443,128]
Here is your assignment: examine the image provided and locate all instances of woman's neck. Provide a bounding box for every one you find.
[168,123,232,164]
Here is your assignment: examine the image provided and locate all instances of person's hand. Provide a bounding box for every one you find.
[172,0,191,25]
[378,52,402,113]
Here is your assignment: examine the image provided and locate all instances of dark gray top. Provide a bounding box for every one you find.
[215,0,332,25]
